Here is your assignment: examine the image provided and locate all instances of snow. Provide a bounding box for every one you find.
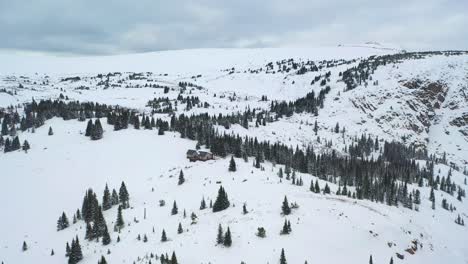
[0,46,467,264]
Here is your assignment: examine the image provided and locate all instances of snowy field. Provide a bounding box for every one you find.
[0,45,467,264]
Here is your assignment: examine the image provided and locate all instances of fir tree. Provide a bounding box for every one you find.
[119,181,130,209]
[22,140,30,151]
[369,255,373,264]
[170,251,178,264]
[177,223,183,234]
[256,227,266,238]
[51,249,55,256]
[282,196,291,215]
[48,126,54,136]
[280,248,287,264]
[216,224,224,244]
[85,120,94,137]
[243,203,248,214]
[178,170,185,185]
[102,184,112,211]
[171,201,178,215]
[229,156,237,172]
[98,256,108,264]
[213,186,230,212]
[200,197,207,210]
[102,226,111,245]
[223,227,232,247]
[161,229,168,242]
[115,205,124,231]
[22,241,28,251]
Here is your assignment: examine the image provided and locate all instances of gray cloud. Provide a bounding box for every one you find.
[0,0,466,55]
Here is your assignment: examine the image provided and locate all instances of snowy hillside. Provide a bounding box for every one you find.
[0,46,467,264]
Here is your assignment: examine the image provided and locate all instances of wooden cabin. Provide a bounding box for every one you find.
[186,149,213,162]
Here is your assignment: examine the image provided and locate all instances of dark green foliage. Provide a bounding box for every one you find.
[223,227,232,247]
[48,126,54,135]
[161,229,167,242]
[280,248,287,264]
[282,196,291,215]
[213,186,230,212]
[98,256,108,264]
[57,212,70,231]
[200,197,206,210]
[216,224,224,245]
[115,205,125,231]
[178,170,185,185]
[177,223,183,234]
[256,227,266,238]
[171,201,178,215]
[102,184,112,211]
[68,236,83,264]
[170,251,178,264]
[229,156,237,172]
[22,241,28,251]
[119,181,130,209]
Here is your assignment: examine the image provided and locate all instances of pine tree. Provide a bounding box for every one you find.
[243,203,248,214]
[178,170,185,185]
[48,126,54,135]
[280,248,287,264]
[65,242,71,257]
[281,219,290,235]
[282,196,291,215]
[22,241,28,251]
[171,201,178,215]
[223,227,232,247]
[98,256,108,264]
[369,255,373,264]
[102,184,112,210]
[22,140,30,151]
[111,189,119,206]
[216,224,224,245]
[57,212,70,231]
[389,257,394,264]
[213,186,230,212]
[178,223,183,234]
[85,120,94,137]
[119,181,130,209]
[102,226,111,245]
[229,156,237,172]
[171,251,178,264]
[115,205,124,231]
[161,229,167,242]
[200,197,207,210]
[91,119,103,140]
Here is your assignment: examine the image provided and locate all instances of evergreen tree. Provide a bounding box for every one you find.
[243,203,248,214]
[102,184,112,210]
[178,170,185,185]
[200,197,207,210]
[216,224,224,244]
[48,126,54,136]
[102,226,111,245]
[178,223,183,234]
[171,251,178,264]
[111,189,119,206]
[229,156,237,172]
[91,119,103,140]
[22,140,30,151]
[213,186,230,212]
[22,241,28,251]
[57,212,70,231]
[98,256,108,264]
[65,242,71,257]
[161,229,168,242]
[369,255,373,264]
[85,120,94,137]
[280,248,287,264]
[223,227,232,247]
[171,201,178,215]
[115,205,124,231]
[119,181,130,209]
[282,196,291,215]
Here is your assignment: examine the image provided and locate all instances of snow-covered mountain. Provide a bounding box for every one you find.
[0,45,467,264]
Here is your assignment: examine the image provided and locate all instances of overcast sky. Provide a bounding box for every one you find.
[1,0,466,55]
